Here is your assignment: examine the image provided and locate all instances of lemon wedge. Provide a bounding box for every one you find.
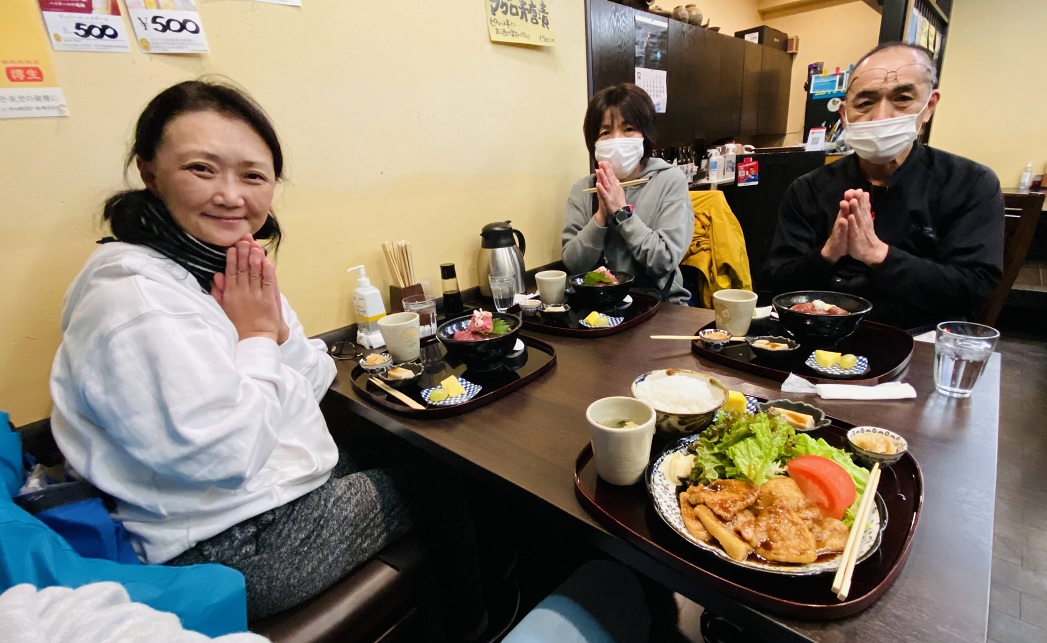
[839,354,858,370]
[724,390,748,414]
[814,350,841,368]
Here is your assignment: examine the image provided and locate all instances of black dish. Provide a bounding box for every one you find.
[747,335,801,358]
[436,312,523,372]
[568,271,635,312]
[772,291,872,347]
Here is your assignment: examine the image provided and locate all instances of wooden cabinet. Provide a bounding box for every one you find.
[587,0,792,146]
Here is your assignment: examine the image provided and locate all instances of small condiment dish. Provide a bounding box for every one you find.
[846,426,908,467]
[517,299,543,316]
[377,362,423,389]
[359,352,393,374]
[539,303,571,322]
[697,328,733,350]
[756,399,830,431]
[748,335,800,357]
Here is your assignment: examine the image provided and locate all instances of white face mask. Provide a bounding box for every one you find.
[843,96,931,164]
[594,137,645,179]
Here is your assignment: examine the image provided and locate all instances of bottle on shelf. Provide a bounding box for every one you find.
[1019,162,1033,193]
[440,263,464,316]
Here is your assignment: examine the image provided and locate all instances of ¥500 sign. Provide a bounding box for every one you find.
[127,6,209,54]
[38,0,131,53]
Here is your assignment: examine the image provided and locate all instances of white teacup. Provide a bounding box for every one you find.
[586,396,656,486]
[535,270,567,305]
[377,312,420,363]
[712,289,758,336]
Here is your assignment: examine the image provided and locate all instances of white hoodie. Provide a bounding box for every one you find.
[50,243,338,564]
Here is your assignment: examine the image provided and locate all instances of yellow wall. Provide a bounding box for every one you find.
[0,1,588,424]
[764,0,881,143]
[930,0,1046,185]
[697,0,763,36]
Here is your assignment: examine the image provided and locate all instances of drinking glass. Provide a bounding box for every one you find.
[933,321,999,398]
[489,274,516,313]
[402,294,437,339]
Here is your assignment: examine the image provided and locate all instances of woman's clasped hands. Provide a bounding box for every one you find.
[593,161,629,227]
[211,235,290,344]
[820,188,889,266]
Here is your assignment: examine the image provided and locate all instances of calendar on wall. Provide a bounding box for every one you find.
[634,67,666,113]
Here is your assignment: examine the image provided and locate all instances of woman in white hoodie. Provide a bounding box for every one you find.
[561,83,693,304]
[49,81,488,637]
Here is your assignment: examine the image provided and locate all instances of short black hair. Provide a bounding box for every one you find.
[582,83,657,162]
[852,42,938,88]
[104,79,284,249]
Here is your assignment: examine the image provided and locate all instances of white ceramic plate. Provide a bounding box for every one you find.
[646,430,883,576]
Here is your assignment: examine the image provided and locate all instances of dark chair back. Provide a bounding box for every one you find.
[978,192,1044,326]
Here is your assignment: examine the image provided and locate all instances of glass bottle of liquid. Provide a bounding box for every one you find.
[440,263,464,316]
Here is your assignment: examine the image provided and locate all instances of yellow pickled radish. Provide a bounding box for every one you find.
[839,354,859,370]
[814,350,841,368]
[724,390,747,414]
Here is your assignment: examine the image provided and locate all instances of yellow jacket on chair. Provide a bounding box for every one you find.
[681,191,752,308]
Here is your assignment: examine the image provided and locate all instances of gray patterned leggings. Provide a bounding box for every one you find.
[168,445,484,629]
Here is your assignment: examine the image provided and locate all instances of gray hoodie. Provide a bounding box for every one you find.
[561,157,692,304]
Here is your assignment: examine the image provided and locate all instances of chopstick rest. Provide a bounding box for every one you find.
[832,462,881,601]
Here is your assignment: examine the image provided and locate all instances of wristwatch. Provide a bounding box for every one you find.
[611,204,634,227]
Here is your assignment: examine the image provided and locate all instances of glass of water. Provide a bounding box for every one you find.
[933,321,999,398]
[489,273,516,313]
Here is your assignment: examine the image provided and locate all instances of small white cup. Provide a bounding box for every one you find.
[535,270,567,305]
[712,289,758,336]
[586,396,656,486]
[377,312,420,363]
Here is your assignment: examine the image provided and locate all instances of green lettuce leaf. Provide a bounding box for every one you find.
[583,270,615,286]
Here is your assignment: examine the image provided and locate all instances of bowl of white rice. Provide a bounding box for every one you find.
[630,369,728,435]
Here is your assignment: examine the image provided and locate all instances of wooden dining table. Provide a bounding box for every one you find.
[325,304,999,642]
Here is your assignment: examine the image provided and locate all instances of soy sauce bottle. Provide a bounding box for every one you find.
[440,263,464,315]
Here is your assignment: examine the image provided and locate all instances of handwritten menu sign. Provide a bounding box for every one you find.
[38,0,130,53]
[125,0,209,54]
[1,0,67,119]
[486,0,555,47]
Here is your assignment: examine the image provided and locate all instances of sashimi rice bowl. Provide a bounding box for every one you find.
[631,369,728,435]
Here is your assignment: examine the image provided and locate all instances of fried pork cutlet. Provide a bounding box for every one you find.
[694,479,759,521]
[751,505,818,564]
[679,491,711,542]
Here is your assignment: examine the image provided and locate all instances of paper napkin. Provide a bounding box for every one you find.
[781,373,917,400]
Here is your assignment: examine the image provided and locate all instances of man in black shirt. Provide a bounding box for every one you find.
[764,43,1003,331]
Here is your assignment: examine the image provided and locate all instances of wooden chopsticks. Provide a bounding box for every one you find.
[833,462,881,601]
[582,178,650,193]
[650,335,745,341]
[369,377,425,410]
[381,240,416,288]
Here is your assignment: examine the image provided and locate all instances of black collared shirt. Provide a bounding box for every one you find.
[764,142,1004,330]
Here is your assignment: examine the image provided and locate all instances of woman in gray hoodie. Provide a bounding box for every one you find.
[561,83,693,304]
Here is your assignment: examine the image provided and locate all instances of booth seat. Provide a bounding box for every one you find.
[13,417,429,643]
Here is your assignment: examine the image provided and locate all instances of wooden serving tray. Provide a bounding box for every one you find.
[574,412,924,620]
[691,319,915,385]
[510,291,662,338]
[349,335,556,419]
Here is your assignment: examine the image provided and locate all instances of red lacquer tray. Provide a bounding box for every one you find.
[573,411,924,619]
[691,319,914,385]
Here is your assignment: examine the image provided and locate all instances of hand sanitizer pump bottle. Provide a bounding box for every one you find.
[348,265,386,349]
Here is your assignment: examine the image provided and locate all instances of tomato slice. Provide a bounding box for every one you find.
[786,455,857,520]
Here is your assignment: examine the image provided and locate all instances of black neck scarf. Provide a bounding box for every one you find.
[100,191,228,291]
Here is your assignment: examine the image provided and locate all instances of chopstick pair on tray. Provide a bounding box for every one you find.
[582,178,650,194]
[833,462,882,601]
